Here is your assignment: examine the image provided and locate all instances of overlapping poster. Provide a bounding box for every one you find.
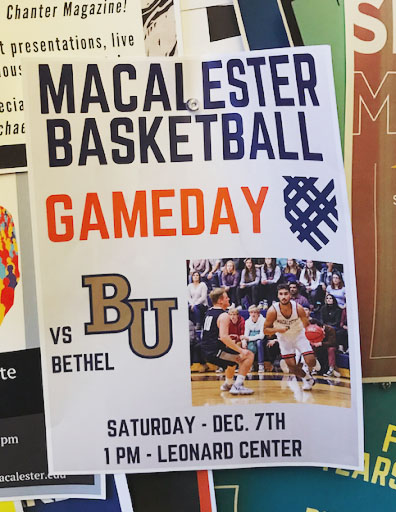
[141,0,179,57]
[23,46,363,472]
[215,383,396,511]
[345,0,396,380]
[0,504,22,512]
[234,0,293,50]
[127,470,216,511]
[0,174,102,500]
[0,348,104,501]
[180,0,243,55]
[235,0,346,146]
[22,471,216,511]
[0,172,43,353]
[0,0,145,174]
[22,476,132,511]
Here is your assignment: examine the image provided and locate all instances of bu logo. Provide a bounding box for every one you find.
[82,274,178,359]
[283,177,338,251]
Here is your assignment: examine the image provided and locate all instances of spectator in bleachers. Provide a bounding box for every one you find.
[300,260,321,304]
[236,258,260,309]
[241,305,265,373]
[187,271,208,329]
[289,282,310,308]
[309,318,341,377]
[318,262,343,303]
[220,258,244,272]
[228,307,245,344]
[260,258,282,305]
[283,258,301,283]
[189,320,206,372]
[253,258,265,269]
[220,260,239,306]
[215,307,246,374]
[320,293,342,329]
[326,273,346,309]
[206,259,221,289]
[338,307,349,352]
[189,259,209,282]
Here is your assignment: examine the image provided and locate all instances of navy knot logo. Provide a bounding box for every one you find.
[283,177,338,251]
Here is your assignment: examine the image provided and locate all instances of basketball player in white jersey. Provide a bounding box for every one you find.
[264,284,316,390]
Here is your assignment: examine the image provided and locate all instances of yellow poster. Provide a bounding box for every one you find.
[0,503,23,512]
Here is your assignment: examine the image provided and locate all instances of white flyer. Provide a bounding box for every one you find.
[23,46,363,473]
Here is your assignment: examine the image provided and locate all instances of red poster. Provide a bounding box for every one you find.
[347,0,396,380]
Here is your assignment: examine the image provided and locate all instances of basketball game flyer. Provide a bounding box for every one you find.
[345,0,396,381]
[23,46,363,472]
[0,0,145,174]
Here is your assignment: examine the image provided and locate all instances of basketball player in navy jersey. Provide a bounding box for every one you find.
[201,287,254,395]
[264,283,316,390]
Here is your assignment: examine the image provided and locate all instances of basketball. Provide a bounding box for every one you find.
[305,324,324,344]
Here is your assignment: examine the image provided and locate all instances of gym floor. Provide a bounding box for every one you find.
[191,371,351,407]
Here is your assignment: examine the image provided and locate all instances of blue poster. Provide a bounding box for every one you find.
[235,0,291,49]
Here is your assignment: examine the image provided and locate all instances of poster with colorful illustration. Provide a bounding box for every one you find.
[0,174,102,500]
[0,173,28,352]
[0,0,145,174]
[215,383,396,511]
[23,46,363,473]
[345,0,396,380]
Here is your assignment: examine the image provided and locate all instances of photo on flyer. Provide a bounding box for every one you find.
[188,257,350,408]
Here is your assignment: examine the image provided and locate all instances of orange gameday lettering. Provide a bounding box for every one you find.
[113,190,148,238]
[152,189,177,237]
[46,186,266,241]
[46,194,74,242]
[242,186,268,233]
[180,188,205,235]
[210,187,239,234]
[80,192,110,240]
